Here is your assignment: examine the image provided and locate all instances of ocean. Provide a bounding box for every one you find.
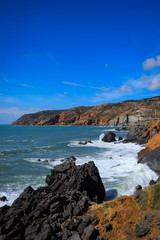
[0,125,158,207]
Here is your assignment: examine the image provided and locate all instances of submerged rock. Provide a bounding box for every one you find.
[60,156,77,162]
[78,140,92,145]
[102,132,116,142]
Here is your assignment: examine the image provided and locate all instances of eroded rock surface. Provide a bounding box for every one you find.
[138,147,160,175]
[0,160,105,240]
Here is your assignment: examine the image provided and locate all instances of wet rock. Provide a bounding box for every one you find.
[78,140,92,145]
[102,132,116,142]
[156,176,160,183]
[42,160,48,163]
[121,127,128,131]
[149,180,156,185]
[135,223,150,237]
[50,159,55,162]
[117,127,128,131]
[111,164,120,168]
[61,156,77,162]
[136,185,142,191]
[118,137,123,141]
[0,196,7,202]
[104,223,112,232]
[138,147,160,174]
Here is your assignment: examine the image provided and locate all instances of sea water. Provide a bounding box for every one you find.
[0,125,158,207]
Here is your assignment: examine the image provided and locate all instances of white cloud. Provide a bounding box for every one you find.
[147,74,160,90]
[143,56,160,70]
[93,84,132,102]
[62,81,109,91]
[127,75,149,89]
[93,88,129,102]
[21,83,33,88]
[92,72,160,102]
[119,85,132,93]
[127,74,160,91]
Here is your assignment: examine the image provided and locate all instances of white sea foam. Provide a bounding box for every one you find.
[104,128,116,131]
[69,134,158,196]
[0,178,46,207]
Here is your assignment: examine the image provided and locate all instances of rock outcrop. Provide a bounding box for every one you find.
[11,96,160,126]
[102,132,116,142]
[123,120,160,145]
[124,119,160,176]
[138,147,160,175]
[0,160,105,240]
[138,121,160,159]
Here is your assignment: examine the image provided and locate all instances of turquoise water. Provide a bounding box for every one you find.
[0,125,158,206]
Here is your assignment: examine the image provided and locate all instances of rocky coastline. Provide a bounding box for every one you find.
[1,119,160,239]
[11,96,160,126]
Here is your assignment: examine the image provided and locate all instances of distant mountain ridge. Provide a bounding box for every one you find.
[11,96,160,126]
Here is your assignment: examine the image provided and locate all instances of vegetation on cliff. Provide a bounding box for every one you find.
[87,182,160,240]
[11,96,160,126]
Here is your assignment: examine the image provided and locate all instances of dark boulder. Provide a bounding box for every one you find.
[0,160,104,240]
[102,132,116,142]
[149,179,156,185]
[138,147,160,175]
[46,161,105,203]
[0,196,7,202]
[118,137,123,141]
[135,185,142,191]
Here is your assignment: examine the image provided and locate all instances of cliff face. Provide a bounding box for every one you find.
[137,120,160,159]
[11,96,160,126]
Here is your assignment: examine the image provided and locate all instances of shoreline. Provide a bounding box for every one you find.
[0,124,159,207]
[1,122,160,239]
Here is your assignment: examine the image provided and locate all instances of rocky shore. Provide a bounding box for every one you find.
[0,159,105,240]
[1,119,160,239]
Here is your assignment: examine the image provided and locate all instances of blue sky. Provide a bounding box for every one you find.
[1,0,160,123]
